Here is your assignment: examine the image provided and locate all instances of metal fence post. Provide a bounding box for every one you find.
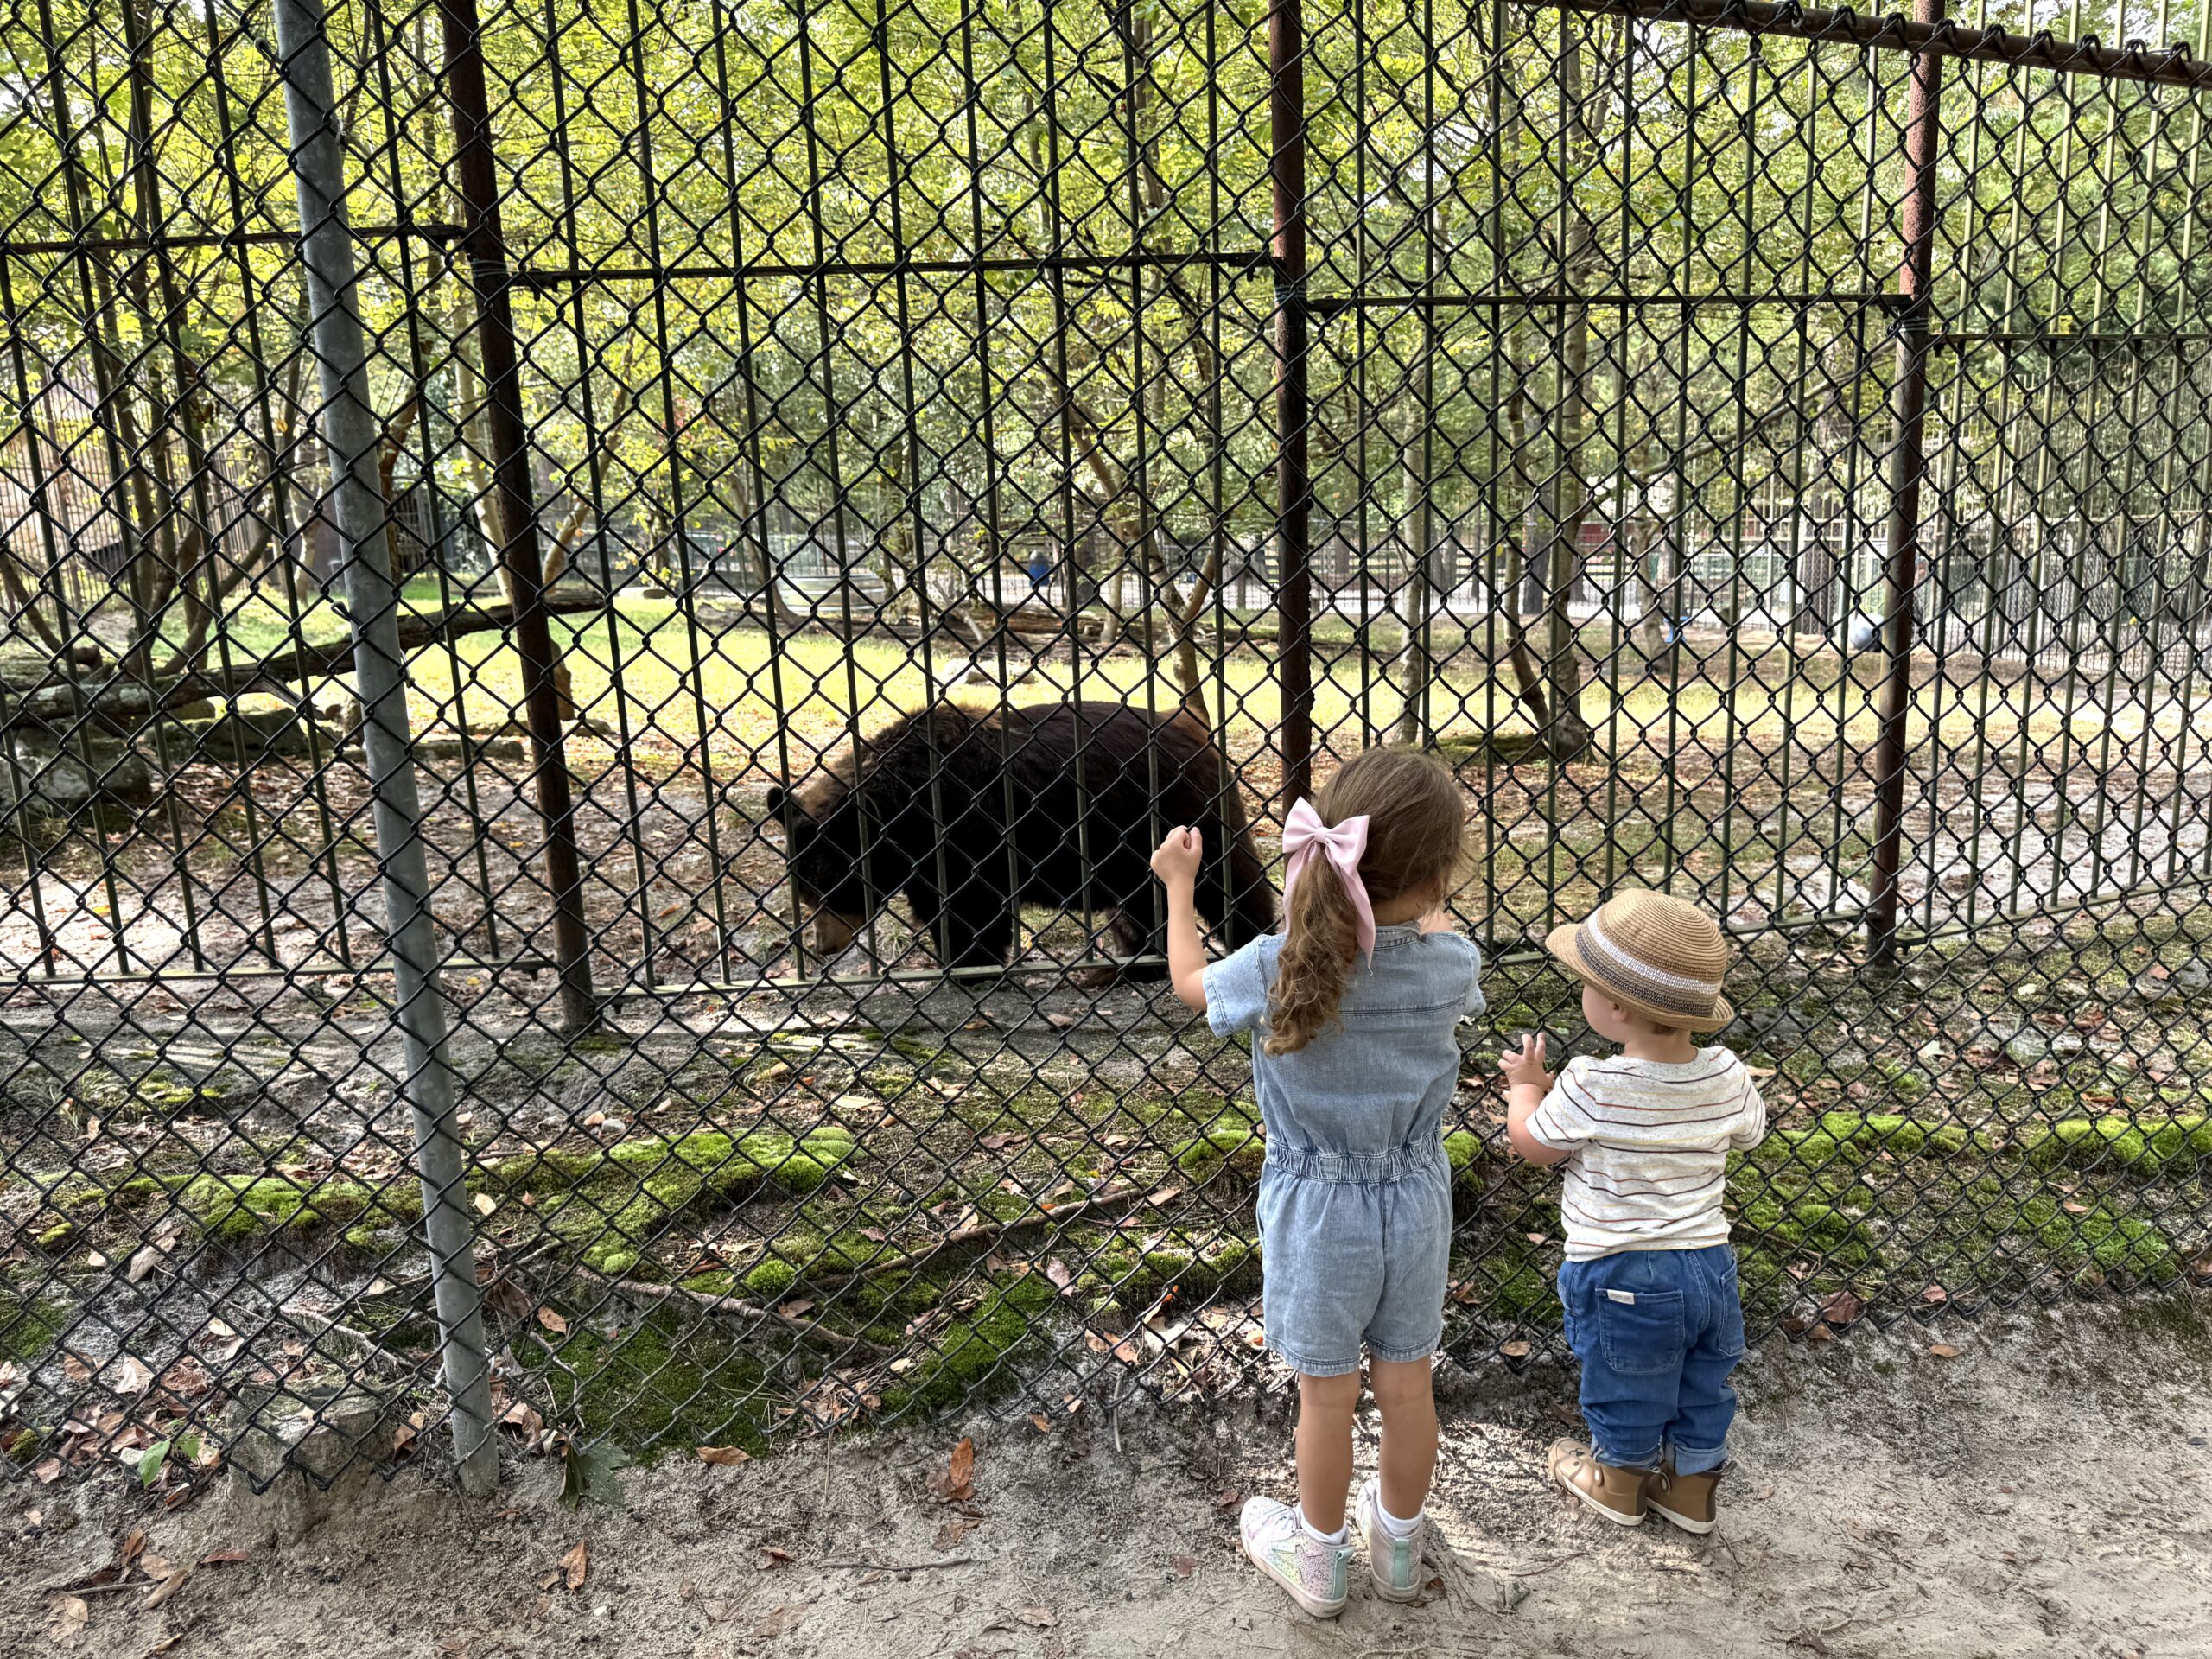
[437,0,598,1035]
[272,0,500,1496]
[1269,0,1313,810]
[1866,0,1946,968]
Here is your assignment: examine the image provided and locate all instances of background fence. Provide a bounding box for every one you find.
[5,0,2212,1498]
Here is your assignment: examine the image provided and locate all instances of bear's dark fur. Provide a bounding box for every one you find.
[765,701,1274,978]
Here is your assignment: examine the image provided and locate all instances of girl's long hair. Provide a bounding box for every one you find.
[1265,747,1470,1055]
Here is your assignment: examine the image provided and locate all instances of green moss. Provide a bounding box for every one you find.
[1106,1235,1261,1309]
[2029,1201,2177,1281]
[175,1173,385,1243]
[76,1065,227,1120]
[1173,1125,1263,1185]
[482,1128,860,1276]
[35,1222,73,1252]
[2025,1116,2210,1177]
[0,1292,64,1362]
[1736,1193,1875,1268]
[880,1272,1057,1414]
[522,1309,775,1459]
[743,1260,798,1300]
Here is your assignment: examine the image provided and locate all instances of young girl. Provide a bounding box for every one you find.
[1149,747,1483,1618]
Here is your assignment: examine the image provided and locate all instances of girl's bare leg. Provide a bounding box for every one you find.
[1369,1357,1439,1520]
[1294,1370,1362,1534]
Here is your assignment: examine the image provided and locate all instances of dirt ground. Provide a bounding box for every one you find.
[8,1297,2209,1659]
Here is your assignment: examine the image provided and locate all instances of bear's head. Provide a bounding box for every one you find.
[763,771,872,957]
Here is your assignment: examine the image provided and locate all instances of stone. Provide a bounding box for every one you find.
[1730,1006,1809,1054]
[222,1382,401,1546]
[2050,1031,2085,1059]
[2004,1030,2050,1067]
[0,733,157,813]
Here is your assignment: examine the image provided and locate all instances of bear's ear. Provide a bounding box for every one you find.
[763,783,787,818]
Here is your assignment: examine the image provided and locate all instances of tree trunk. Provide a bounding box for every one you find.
[1392,316,1438,745]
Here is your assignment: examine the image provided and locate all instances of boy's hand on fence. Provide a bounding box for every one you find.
[1500,1033,1554,1093]
[1150,826,1203,888]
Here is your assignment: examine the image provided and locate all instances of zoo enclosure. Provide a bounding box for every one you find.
[4,0,2212,1496]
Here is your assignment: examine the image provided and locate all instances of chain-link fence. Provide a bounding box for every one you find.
[4,0,2212,1498]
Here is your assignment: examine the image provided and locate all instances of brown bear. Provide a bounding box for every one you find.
[764,700,1274,980]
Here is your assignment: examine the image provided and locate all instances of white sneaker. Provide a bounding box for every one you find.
[1355,1478,1423,1602]
[1239,1495,1351,1618]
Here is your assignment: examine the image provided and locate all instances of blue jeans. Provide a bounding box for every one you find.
[1557,1245,1745,1477]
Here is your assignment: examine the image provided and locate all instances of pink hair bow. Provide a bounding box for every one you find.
[1281,798,1376,963]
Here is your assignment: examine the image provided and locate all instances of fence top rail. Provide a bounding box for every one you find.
[1550,0,2212,89]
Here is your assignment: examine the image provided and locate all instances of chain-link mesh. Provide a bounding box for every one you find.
[4,0,2211,1497]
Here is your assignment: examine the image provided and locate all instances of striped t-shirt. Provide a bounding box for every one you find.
[1524,1047,1767,1261]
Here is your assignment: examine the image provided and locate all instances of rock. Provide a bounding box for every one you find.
[1729,1007,1809,1054]
[0,733,158,813]
[2050,1030,2085,1059]
[173,709,345,760]
[222,1382,402,1547]
[2004,1030,2050,1067]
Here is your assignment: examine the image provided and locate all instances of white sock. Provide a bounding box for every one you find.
[1296,1505,1348,1547]
[1376,1497,1422,1539]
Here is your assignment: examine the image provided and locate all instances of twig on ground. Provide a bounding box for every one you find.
[279,1302,424,1375]
[817,1558,976,1572]
[1509,1551,1588,1577]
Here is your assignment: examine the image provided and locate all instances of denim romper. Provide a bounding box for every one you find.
[1203,924,1485,1376]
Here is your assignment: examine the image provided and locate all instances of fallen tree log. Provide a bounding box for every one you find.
[2,588,609,732]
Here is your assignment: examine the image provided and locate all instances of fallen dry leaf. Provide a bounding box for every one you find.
[697,1445,750,1467]
[1014,1605,1058,1628]
[140,1566,196,1612]
[200,1549,250,1566]
[1817,1288,1867,1332]
[46,1594,88,1648]
[1499,1338,1532,1359]
[34,1457,64,1484]
[1029,1414,1051,1433]
[760,1546,797,1568]
[1045,1259,1074,1293]
[926,1436,976,1503]
[472,1193,497,1217]
[434,1637,469,1659]
[126,1243,165,1285]
[560,1539,589,1592]
[934,1511,981,1549]
[111,1356,154,1395]
[61,1353,93,1384]
[1167,1554,1197,1578]
[536,1306,569,1335]
[1929,1343,1964,1358]
[753,1603,809,1637]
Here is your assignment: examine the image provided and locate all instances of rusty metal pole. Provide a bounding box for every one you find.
[1867,0,1946,968]
[1270,0,1313,811]
[438,0,597,1033]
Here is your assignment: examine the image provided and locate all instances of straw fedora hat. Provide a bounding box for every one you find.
[1544,890,1735,1032]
